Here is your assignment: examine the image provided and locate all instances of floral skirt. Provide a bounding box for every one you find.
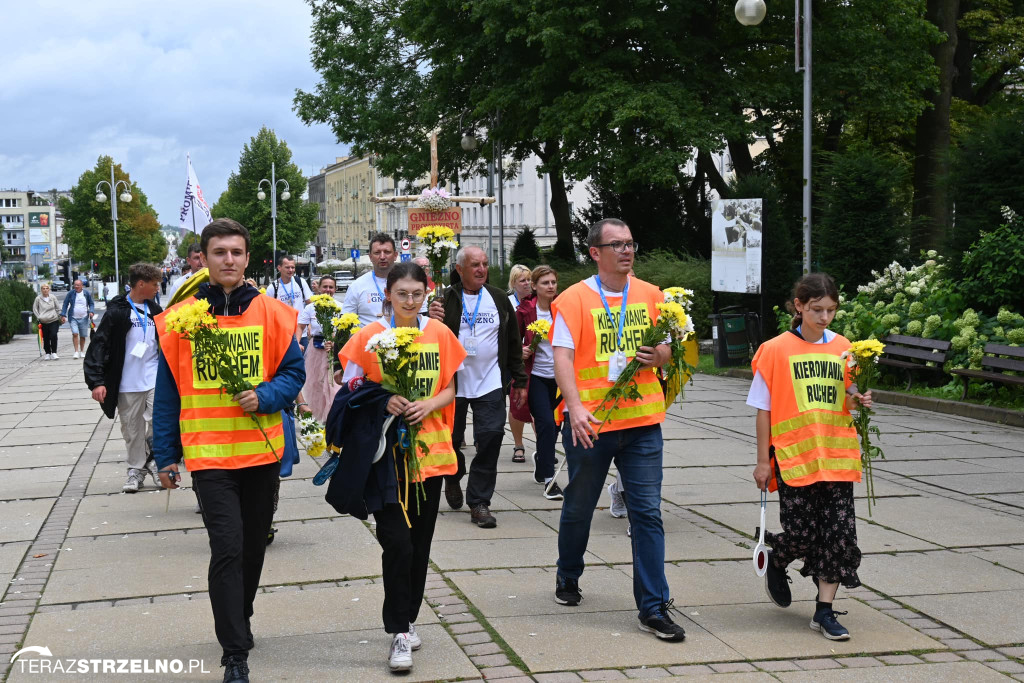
[303,346,341,424]
[765,459,862,588]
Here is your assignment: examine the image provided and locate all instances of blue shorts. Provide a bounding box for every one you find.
[69,316,90,337]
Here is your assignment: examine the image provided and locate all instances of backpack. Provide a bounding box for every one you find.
[269,276,308,303]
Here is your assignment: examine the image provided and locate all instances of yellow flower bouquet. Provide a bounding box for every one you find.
[842,339,886,513]
[526,318,551,353]
[417,225,458,302]
[164,299,278,460]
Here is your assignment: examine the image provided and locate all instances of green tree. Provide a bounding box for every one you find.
[176,231,201,259]
[211,127,320,277]
[509,228,542,267]
[59,156,168,281]
[816,148,912,291]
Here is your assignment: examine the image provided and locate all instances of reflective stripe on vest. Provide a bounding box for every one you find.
[156,295,297,471]
[551,278,667,433]
[751,332,861,489]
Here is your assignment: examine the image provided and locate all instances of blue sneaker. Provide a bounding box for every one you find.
[810,607,851,640]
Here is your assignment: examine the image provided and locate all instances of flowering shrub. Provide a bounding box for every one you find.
[775,251,1024,374]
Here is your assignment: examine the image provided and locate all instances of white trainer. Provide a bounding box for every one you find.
[42,354,51,361]
[388,633,413,671]
[407,623,422,650]
[122,469,143,493]
[73,351,80,359]
[51,353,59,360]
[608,481,627,518]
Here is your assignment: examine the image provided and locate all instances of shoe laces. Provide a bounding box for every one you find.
[223,657,249,677]
[819,609,849,623]
[655,599,678,622]
[393,634,411,655]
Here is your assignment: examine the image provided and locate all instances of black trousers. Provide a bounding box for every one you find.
[41,320,59,354]
[193,462,281,660]
[372,475,443,633]
[446,388,506,507]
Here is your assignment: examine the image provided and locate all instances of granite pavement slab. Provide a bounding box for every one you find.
[686,600,942,660]
[488,609,743,672]
[860,549,1024,596]
[43,517,382,604]
[429,535,599,571]
[0,465,73,500]
[903,590,1024,645]
[0,498,55,543]
[433,510,556,541]
[776,661,1008,682]
[856,496,1024,546]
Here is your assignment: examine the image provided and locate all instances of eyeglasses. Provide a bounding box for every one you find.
[595,241,639,254]
[392,291,425,303]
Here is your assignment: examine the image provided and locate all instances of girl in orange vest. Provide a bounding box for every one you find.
[338,261,466,673]
[748,273,872,641]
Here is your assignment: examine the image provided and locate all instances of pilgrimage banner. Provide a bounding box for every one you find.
[179,153,213,233]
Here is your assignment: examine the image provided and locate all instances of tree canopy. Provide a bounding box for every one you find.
[59,156,168,280]
[210,127,320,274]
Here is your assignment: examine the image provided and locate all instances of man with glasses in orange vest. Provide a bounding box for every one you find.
[549,218,686,642]
[152,218,305,683]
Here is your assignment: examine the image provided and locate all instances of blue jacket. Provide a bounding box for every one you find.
[61,289,95,318]
[152,282,306,470]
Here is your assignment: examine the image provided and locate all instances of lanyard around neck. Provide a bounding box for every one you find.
[594,275,629,351]
[461,289,484,336]
[128,297,148,338]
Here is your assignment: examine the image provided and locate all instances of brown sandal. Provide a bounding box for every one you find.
[512,447,526,463]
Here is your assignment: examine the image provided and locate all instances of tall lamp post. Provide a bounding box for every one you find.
[256,162,291,269]
[736,0,811,274]
[95,163,133,286]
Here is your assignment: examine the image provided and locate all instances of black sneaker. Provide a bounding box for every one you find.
[639,601,686,642]
[543,481,564,500]
[532,451,544,484]
[764,550,792,608]
[810,607,851,640]
[554,574,582,606]
[221,655,250,682]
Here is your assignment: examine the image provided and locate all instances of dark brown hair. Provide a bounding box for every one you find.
[129,263,162,287]
[382,262,429,319]
[530,265,558,287]
[200,218,250,254]
[786,272,840,329]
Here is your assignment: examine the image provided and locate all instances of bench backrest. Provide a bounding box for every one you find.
[882,335,951,363]
[982,343,1024,372]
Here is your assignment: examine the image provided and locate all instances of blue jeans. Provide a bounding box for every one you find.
[527,375,558,481]
[556,422,669,618]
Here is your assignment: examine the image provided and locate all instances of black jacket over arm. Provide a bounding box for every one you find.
[83,295,162,419]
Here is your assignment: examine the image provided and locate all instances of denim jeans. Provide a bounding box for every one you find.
[556,422,669,618]
[527,375,558,481]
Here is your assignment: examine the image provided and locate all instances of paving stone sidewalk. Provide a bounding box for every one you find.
[0,332,1022,682]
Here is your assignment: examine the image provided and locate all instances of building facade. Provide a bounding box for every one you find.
[322,155,377,259]
[0,190,62,272]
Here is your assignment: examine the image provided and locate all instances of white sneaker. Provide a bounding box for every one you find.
[73,351,80,359]
[388,633,413,671]
[122,469,143,493]
[42,354,51,361]
[407,623,422,650]
[51,353,59,360]
[608,481,627,518]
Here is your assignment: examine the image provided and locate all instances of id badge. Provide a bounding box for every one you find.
[607,350,627,382]
[465,336,479,357]
[130,341,149,358]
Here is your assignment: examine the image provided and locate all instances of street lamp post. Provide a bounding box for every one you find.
[95,162,133,286]
[736,0,811,274]
[256,162,291,269]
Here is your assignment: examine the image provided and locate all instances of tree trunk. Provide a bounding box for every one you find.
[912,0,959,252]
[726,137,754,181]
[538,140,576,260]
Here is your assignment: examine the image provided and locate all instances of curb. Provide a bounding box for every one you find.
[710,369,1024,428]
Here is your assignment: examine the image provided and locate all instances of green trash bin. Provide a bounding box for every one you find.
[709,308,751,367]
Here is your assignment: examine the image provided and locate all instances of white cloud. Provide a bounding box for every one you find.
[0,0,345,226]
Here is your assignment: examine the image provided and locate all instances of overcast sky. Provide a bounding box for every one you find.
[1,0,346,225]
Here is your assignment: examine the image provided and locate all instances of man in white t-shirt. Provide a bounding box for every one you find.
[266,255,313,347]
[429,246,528,528]
[341,233,398,326]
[83,263,163,494]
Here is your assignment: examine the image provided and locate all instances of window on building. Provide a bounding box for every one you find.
[519,203,524,225]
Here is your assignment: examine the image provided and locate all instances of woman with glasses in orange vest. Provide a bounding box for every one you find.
[747,273,872,642]
[338,261,466,674]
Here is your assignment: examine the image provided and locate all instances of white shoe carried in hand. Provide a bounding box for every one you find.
[388,633,413,671]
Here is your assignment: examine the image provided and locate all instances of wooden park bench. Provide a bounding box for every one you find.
[877,335,951,389]
[950,344,1024,400]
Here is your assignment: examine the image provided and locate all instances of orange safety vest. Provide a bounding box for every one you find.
[549,276,666,433]
[751,331,862,491]
[156,295,297,471]
[339,319,466,480]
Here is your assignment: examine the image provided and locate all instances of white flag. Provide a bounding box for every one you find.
[179,153,213,233]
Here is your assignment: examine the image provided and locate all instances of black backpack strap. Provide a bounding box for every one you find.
[787,328,805,341]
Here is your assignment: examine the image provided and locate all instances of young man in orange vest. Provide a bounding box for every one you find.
[152,219,305,683]
[550,218,685,642]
